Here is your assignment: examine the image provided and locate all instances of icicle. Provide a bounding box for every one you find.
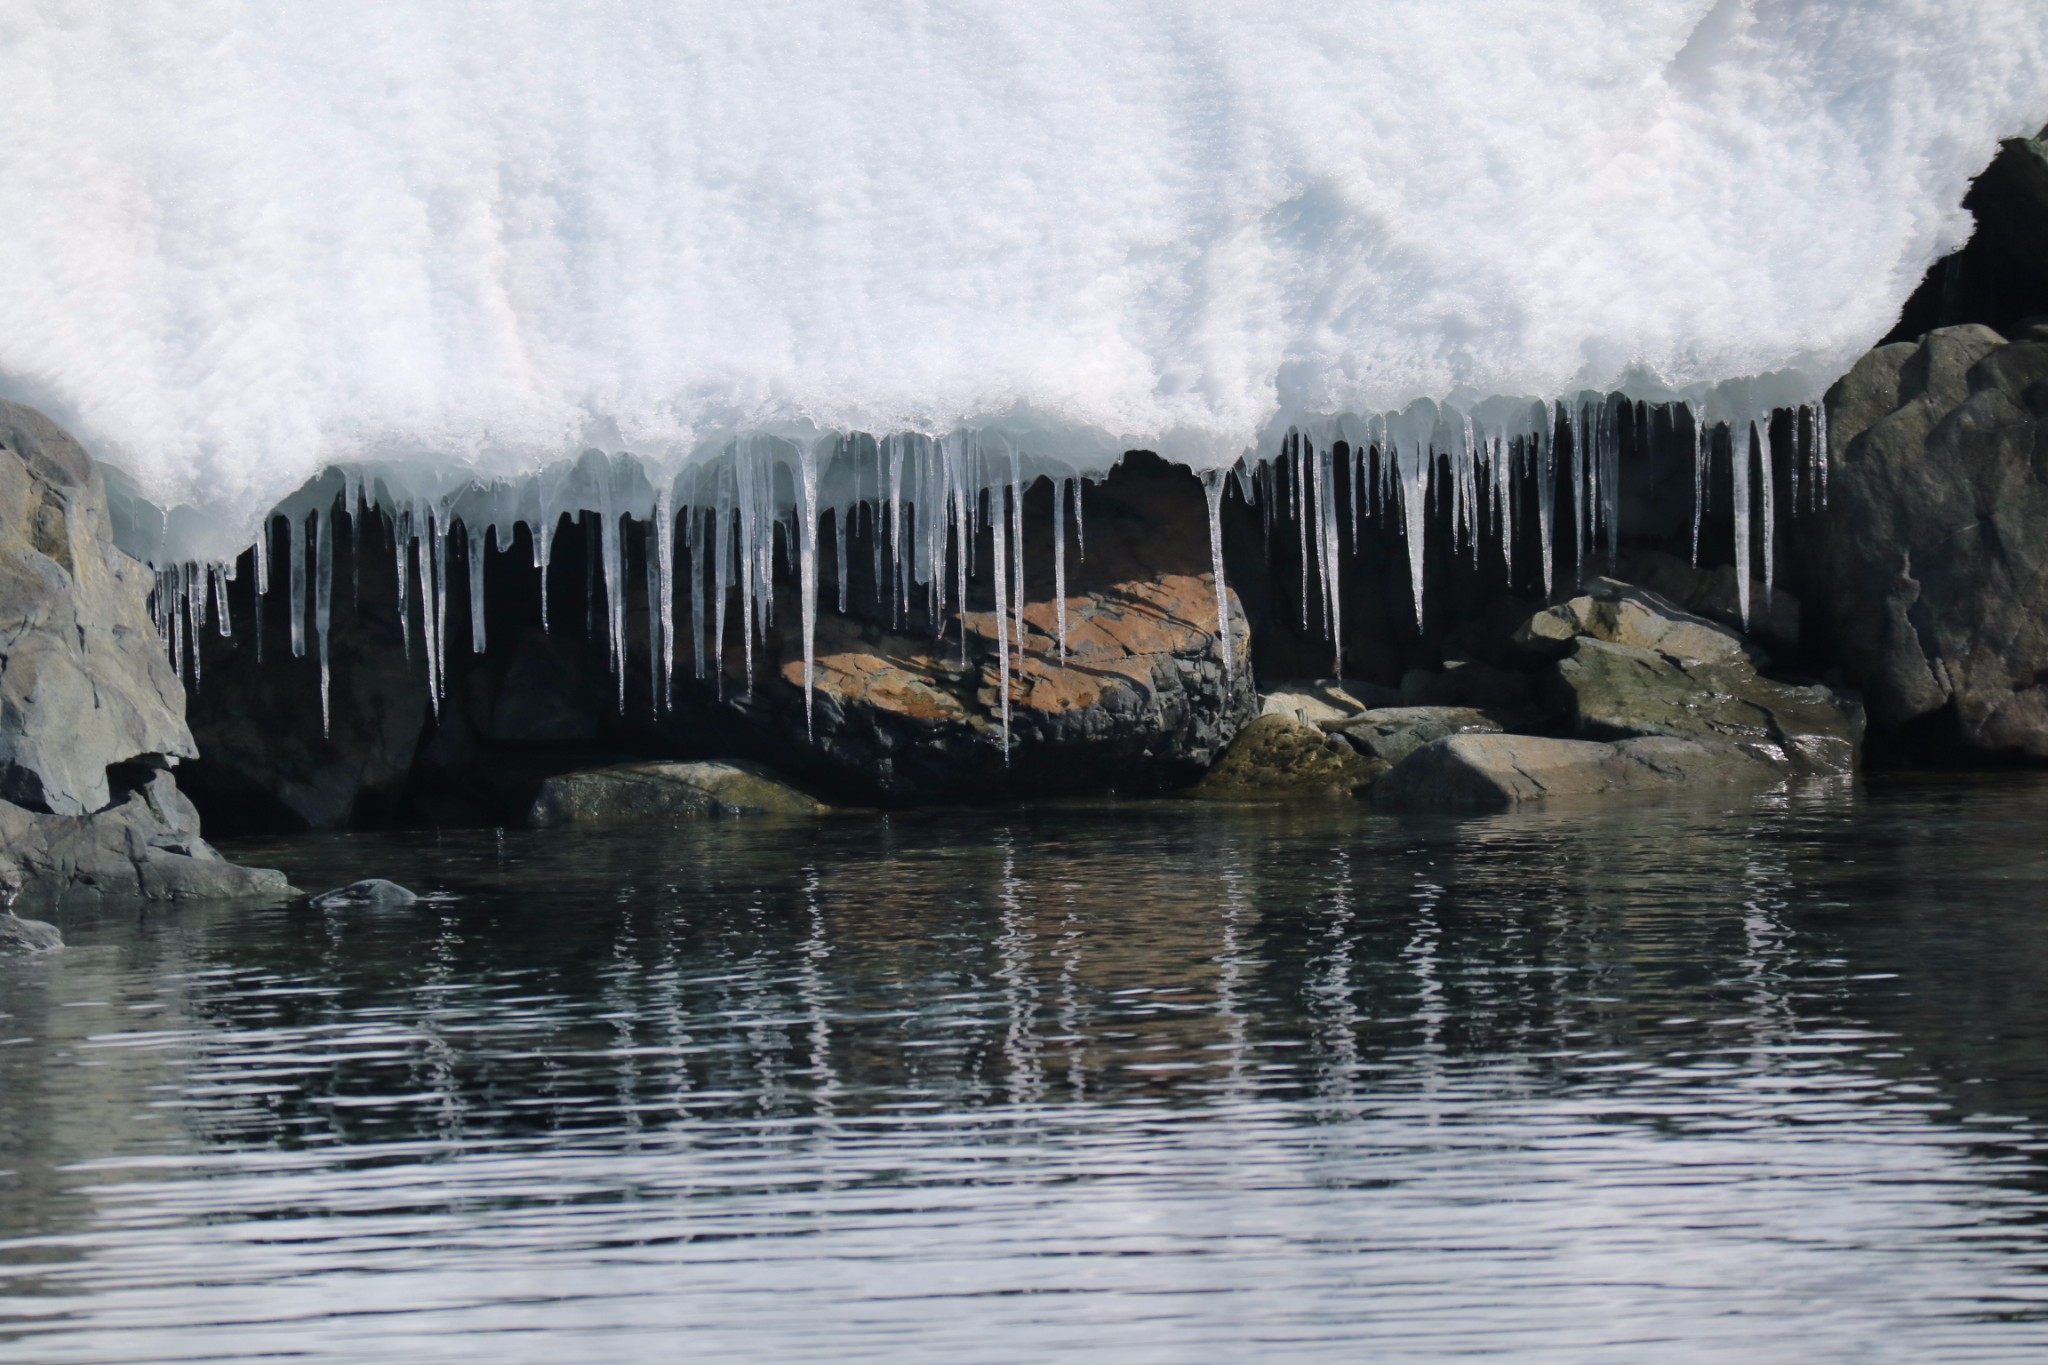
[645,517,661,714]
[468,520,488,655]
[689,506,707,681]
[1816,402,1830,508]
[1757,409,1776,609]
[288,510,308,658]
[347,470,362,609]
[1690,404,1707,566]
[797,440,821,738]
[1732,418,1753,628]
[599,504,626,711]
[169,566,184,679]
[713,478,733,695]
[656,488,676,704]
[183,563,201,690]
[834,504,849,615]
[1603,398,1621,571]
[432,508,450,699]
[394,507,413,659]
[1537,405,1557,599]
[1317,441,1342,671]
[1052,474,1068,659]
[1396,434,1429,627]
[1294,436,1311,629]
[211,561,232,638]
[415,508,441,718]
[1071,474,1085,559]
[1202,469,1232,679]
[1007,450,1025,680]
[989,484,1012,762]
[315,504,332,737]
[951,444,971,665]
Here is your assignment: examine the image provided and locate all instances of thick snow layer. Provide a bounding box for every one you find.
[0,1,2043,558]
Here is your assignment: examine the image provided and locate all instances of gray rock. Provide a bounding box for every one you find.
[528,760,828,826]
[1810,325,2048,756]
[1190,714,1386,800]
[1556,638,1864,776]
[310,878,420,908]
[1372,732,1773,810]
[1514,578,1759,666]
[1331,706,1502,766]
[0,911,62,952]
[0,769,294,900]
[0,401,196,815]
[1612,550,1801,653]
[1258,678,1400,726]
[0,404,291,899]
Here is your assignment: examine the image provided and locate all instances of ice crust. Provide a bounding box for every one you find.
[0,3,2042,735]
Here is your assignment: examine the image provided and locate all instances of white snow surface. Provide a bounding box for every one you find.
[0,1,2043,559]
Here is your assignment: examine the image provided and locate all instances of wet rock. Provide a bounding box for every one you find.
[0,769,294,900]
[528,760,827,826]
[1556,639,1863,776]
[1372,733,1771,810]
[708,454,1256,801]
[0,403,290,898]
[310,878,420,908]
[1190,714,1385,800]
[1810,325,2048,758]
[0,911,62,952]
[1331,706,1502,766]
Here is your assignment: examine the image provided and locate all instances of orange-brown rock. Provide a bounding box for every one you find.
[707,453,1257,801]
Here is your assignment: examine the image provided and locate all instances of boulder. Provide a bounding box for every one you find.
[0,768,293,902]
[0,912,62,952]
[1372,732,1771,810]
[1514,577,1757,665]
[1331,706,1502,766]
[0,403,290,899]
[1612,550,1801,654]
[1258,678,1399,726]
[0,402,195,814]
[1810,325,2048,757]
[707,454,1256,801]
[1190,714,1385,800]
[529,759,827,826]
[309,878,420,908]
[1555,638,1863,776]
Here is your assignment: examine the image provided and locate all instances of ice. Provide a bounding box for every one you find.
[1202,469,1233,679]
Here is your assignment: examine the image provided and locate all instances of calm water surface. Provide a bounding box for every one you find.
[6,779,2048,1361]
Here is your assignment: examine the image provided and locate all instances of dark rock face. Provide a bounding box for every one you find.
[0,403,290,901]
[1190,714,1384,800]
[529,760,826,825]
[1811,325,2048,758]
[706,454,1256,801]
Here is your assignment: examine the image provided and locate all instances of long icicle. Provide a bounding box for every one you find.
[989,482,1012,763]
[1203,469,1232,680]
[315,503,332,737]
[1052,474,1068,659]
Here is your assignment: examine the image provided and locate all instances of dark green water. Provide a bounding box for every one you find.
[6,778,2048,1361]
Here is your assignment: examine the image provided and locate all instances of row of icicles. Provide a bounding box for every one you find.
[149,398,1829,757]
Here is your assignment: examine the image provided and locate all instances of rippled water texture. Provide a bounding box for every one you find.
[7,780,2048,1361]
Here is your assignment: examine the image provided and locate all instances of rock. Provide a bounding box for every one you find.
[1190,714,1386,800]
[1331,706,1502,766]
[1258,678,1400,726]
[0,769,294,900]
[0,911,62,952]
[0,401,195,814]
[1372,732,1771,810]
[528,760,827,826]
[706,453,1256,801]
[1810,325,2048,757]
[1513,578,1758,665]
[0,403,291,898]
[1556,638,1863,776]
[1612,550,1801,653]
[310,878,420,908]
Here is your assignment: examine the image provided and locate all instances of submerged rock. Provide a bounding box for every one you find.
[310,878,420,908]
[0,911,62,952]
[1373,733,1772,810]
[528,760,827,826]
[0,404,291,900]
[1811,324,2048,758]
[1190,714,1385,800]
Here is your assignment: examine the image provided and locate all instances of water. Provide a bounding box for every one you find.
[7,779,2048,1361]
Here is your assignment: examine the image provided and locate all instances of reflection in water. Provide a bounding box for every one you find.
[5,781,2048,1360]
